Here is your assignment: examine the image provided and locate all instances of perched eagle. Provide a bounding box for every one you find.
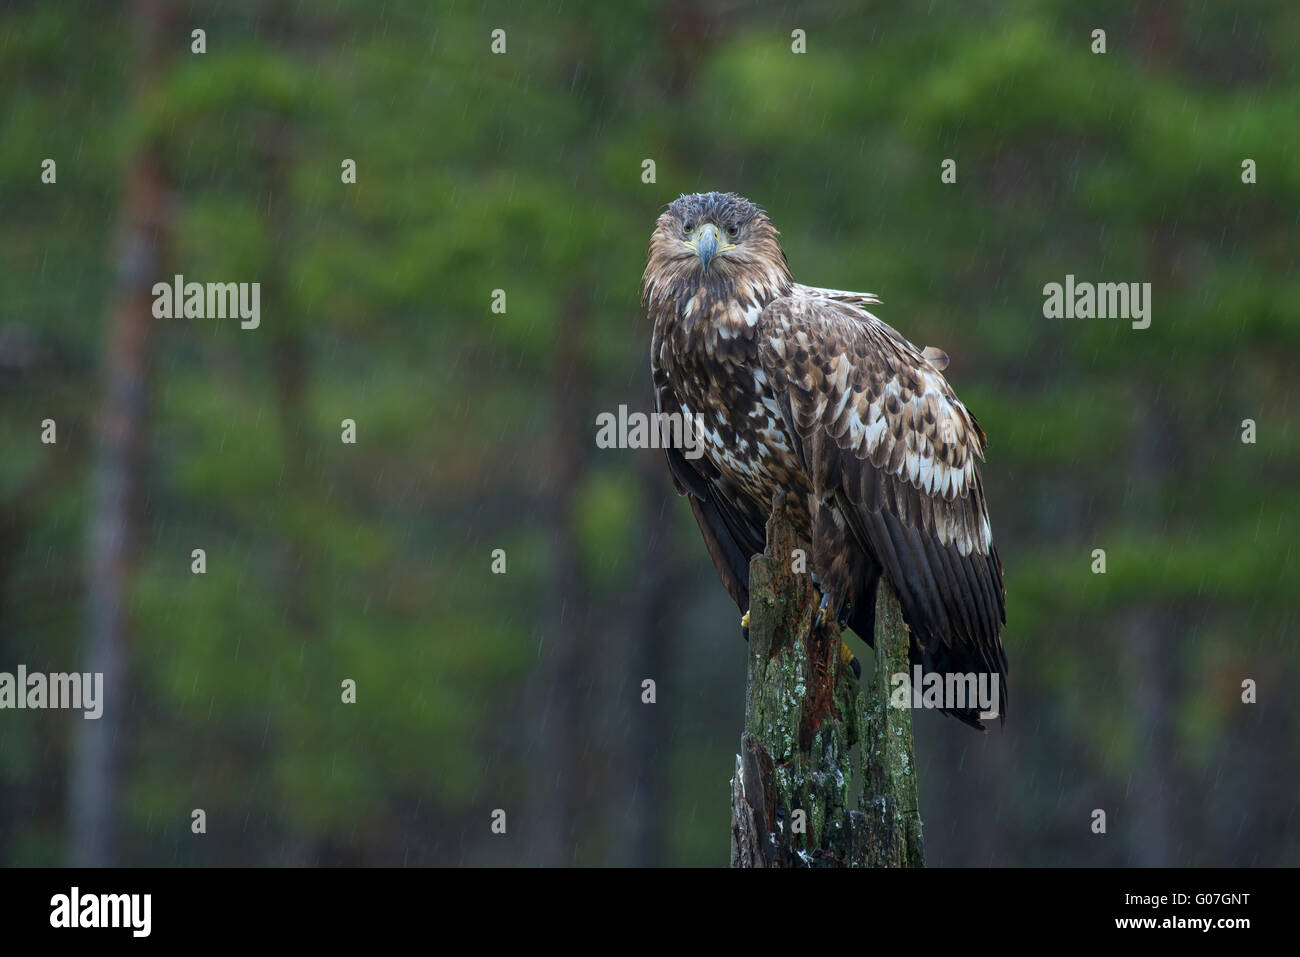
[643,192,1007,729]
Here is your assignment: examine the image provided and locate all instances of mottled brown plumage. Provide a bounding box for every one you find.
[643,191,1007,729]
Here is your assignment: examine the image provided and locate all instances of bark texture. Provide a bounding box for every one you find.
[730,493,924,867]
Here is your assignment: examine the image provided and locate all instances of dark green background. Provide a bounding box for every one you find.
[1,0,1297,866]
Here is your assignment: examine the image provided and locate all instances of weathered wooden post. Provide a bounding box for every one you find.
[730,493,925,867]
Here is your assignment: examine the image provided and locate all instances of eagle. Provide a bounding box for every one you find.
[643,191,1007,729]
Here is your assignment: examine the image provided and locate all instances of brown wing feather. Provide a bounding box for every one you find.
[756,294,1008,713]
[654,380,764,612]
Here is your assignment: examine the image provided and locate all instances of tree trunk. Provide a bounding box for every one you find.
[68,0,172,867]
[530,287,594,866]
[730,493,924,867]
[615,455,674,866]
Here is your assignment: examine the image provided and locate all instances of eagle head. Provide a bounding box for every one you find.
[641,191,791,313]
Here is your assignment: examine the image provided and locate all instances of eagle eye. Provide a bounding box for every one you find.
[726,223,739,237]
[683,221,695,233]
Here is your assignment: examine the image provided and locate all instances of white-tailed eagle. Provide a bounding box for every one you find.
[643,191,1007,729]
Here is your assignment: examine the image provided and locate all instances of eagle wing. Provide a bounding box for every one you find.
[756,294,1008,704]
[652,374,765,612]
[793,282,881,308]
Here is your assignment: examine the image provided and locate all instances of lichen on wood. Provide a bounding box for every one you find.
[729,493,925,867]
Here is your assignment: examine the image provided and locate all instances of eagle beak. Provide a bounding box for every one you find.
[695,223,720,269]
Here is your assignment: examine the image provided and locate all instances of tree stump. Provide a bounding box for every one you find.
[730,493,925,867]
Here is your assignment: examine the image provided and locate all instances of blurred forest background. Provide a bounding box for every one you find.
[1,0,1297,867]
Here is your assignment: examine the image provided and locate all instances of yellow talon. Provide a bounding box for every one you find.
[840,641,862,679]
[740,610,750,629]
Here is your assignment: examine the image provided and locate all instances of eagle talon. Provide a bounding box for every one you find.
[815,592,832,630]
[840,641,862,680]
